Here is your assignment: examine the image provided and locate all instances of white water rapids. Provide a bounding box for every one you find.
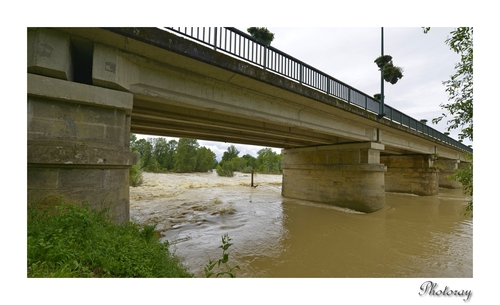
[130,171,472,278]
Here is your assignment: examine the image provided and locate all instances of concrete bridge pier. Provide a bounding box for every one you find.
[282,142,387,213]
[27,28,135,223]
[380,155,439,196]
[435,159,463,189]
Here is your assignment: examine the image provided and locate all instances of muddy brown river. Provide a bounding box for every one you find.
[130,171,472,278]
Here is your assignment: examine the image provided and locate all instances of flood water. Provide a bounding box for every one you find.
[130,171,472,278]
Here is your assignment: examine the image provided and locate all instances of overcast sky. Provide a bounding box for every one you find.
[138,26,470,160]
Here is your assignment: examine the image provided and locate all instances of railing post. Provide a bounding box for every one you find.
[263,46,267,70]
[213,27,217,51]
[299,63,303,84]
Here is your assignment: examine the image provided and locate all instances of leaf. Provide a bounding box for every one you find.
[222,243,233,251]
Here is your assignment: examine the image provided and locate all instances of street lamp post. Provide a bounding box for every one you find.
[378,27,386,119]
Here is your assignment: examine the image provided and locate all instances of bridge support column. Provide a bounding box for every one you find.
[380,155,439,196]
[27,28,135,223]
[28,74,135,223]
[282,142,386,213]
[435,159,462,189]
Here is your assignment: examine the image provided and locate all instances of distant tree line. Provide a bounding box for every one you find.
[129,135,283,183]
[215,145,283,177]
[130,135,216,174]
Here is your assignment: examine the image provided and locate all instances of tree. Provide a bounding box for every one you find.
[138,139,154,171]
[130,133,137,150]
[230,157,247,172]
[256,148,283,174]
[152,137,177,171]
[174,138,199,172]
[196,147,216,172]
[432,27,473,142]
[242,154,257,170]
[221,145,240,164]
[425,27,473,212]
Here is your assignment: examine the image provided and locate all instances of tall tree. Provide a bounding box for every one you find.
[221,145,240,163]
[426,27,473,213]
[242,154,257,170]
[174,138,199,172]
[256,148,282,174]
[431,27,473,142]
[152,137,177,170]
[196,147,216,172]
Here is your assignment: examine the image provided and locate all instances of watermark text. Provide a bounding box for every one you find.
[419,281,472,302]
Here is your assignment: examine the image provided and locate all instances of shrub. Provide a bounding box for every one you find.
[216,162,234,177]
[129,163,144,187]
[242,166,254,173]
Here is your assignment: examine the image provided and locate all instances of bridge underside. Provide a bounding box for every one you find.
[131,97,344,149]
[27,28,469,222]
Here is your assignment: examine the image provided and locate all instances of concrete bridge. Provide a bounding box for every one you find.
[27,27,471,223]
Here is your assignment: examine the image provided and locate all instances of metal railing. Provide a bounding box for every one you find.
[164,27,472,153]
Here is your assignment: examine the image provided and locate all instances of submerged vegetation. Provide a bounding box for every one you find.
[27,201,192,278]
[204,233,240,278]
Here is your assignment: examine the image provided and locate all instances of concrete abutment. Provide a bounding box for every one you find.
[28,28,135,223]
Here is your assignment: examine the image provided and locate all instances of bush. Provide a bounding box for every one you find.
[216,162,234,177]
[129,163,144,187]
[27,202,192,278]
[242,166,254,173]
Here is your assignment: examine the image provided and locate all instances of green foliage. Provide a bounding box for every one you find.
[381,62,404,84]
[242,166,254,173]
[174,138,199,172]
[374,54,403,85]
[129,155,144,187]
[130,135,216,174]
[374,55,392,68]
[216,146,283,176]
[242,154,257,169]
[425,28,473,212]
[256,148,283,174]
[230,157,247,172]
[431,27,473,142]
[152,137,177,170]
[221,145,240,163]
[452,154,473,215]
[216,162,234,177]
[196,147,217,172]
[247,27,275,46]
[204,234,240,278]
[27,202,192,278]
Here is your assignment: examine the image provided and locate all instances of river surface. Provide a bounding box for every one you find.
[130,171,472,278]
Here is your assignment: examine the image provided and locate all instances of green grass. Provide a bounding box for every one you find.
[27,202,192,278]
